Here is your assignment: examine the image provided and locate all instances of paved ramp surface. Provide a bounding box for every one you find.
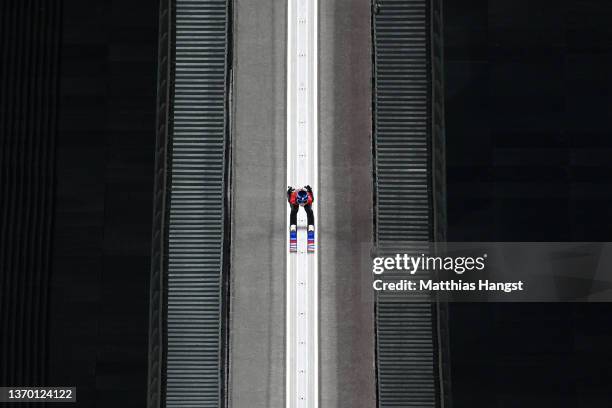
[319,0,376,406]
[230,0,375,406]
[229,0,287,406]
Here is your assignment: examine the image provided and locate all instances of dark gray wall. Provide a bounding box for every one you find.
[48,1,158,406]
[0,0,61,389]
[445,1,612,406]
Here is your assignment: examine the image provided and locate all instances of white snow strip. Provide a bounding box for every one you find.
[286,0,318,407]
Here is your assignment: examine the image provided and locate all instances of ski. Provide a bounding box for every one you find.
[289,225,297,252]
[307,226,315,253]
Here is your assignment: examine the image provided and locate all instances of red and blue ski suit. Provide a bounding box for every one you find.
[287,186,314,227]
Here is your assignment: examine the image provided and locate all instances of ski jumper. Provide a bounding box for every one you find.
[288,187,314,227]
[287,186,315,252]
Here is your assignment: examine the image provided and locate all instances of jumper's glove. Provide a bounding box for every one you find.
[287,186,295,198]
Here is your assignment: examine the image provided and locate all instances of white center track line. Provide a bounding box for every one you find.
[286,0,318,406]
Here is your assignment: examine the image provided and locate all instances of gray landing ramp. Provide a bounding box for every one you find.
[230,0,375,407]
[229,0,286,407]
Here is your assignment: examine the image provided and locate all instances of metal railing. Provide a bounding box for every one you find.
[148,0,231,406]
[373,0,449,406]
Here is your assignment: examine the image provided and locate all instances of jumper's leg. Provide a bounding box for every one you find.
[289,205,299,253]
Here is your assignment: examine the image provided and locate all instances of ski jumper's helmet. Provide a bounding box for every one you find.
[296,190,309,205]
